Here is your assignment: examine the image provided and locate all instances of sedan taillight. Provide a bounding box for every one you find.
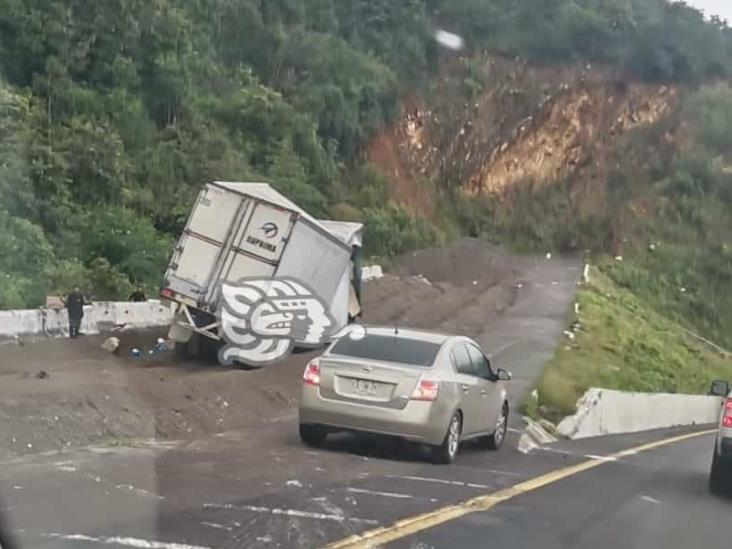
[723,399,732,427]
[411,374,440,401]
[303,360,320,386]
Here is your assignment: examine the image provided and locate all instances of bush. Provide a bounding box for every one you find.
[363,204,443,257]
[534,268,732,423]
[683,85,732,153]
[0,208,53,308]
[330,202,363,222]
[346,164,391,210]
[67,207,173,291]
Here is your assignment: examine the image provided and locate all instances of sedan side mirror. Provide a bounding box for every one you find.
[496,368,512,381]
[710,379,730,397]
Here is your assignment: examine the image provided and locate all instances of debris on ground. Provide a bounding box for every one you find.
[101,337,120,354]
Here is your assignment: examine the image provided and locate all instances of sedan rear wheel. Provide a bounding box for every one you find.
[299,424,327,447]
[709,451,729,495]
[432,412,461,464]
[479,403,508,451]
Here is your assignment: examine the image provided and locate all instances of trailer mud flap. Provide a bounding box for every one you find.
[168,309,193,343]
[348,283,361,319]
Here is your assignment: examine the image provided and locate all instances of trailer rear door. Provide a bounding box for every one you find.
[166,185,244,303]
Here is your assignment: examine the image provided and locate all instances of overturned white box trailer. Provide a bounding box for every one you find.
[160,181,363,362]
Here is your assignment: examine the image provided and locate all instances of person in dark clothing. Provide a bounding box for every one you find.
[129,286,147,302]
[64,286,86,339]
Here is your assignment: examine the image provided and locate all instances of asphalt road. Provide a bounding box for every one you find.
[1,426,725,549]
[389,430,728,549]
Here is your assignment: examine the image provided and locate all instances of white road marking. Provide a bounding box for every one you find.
[54,461,78,473]
[42,533,211,549]
[386,475,492,489]
[202,503,378,525]
[641,495,661,504]
[387,472,521,489]
[537,446,617,462]
[346,487,413,499]
[313,496,349,519]
[201,521,233,531]
[56,465,77,472]
[286,479,303,488]
[490,341,519,357]
[583,454,618,462]
[116,484,165,500]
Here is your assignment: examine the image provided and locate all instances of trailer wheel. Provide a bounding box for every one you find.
[174,341,190,358]
[175,334,222,363]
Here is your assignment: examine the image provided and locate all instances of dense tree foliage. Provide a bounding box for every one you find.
[0,0,730,307]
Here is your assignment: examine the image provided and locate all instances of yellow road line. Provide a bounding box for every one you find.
[326,429,716,549]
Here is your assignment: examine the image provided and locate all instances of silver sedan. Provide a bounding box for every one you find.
[298,326,512,464]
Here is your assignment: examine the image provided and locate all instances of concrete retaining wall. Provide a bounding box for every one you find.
[557,388,723,439]
[1,266,384,341]
[0,301,175,341]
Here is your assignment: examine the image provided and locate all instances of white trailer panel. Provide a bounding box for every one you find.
[277,219,351,321]
[175,236,221,287]
[237,201,296,263]
[188,185,243,243]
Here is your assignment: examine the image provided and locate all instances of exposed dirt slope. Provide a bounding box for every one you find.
[366,55,677,210]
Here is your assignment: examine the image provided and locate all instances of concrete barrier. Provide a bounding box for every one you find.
[0,301,175,341]
[362,265,384,281]
[557,388,723,439]
[0,270,385,341]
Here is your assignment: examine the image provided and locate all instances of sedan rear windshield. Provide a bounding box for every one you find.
[330,334,441,367]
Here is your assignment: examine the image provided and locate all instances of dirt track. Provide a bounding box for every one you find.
[0,240,578,460]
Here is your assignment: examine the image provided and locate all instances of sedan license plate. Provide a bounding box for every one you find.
[353,379,378,396]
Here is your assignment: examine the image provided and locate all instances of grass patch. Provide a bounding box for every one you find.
[534,266,732,424]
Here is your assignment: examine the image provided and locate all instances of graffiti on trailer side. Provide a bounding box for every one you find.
[217,277,335,367]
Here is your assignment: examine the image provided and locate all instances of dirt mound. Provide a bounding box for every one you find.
[0,332,313,460]
[392,238,531,288]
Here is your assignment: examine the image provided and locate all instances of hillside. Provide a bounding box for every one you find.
[528,267,732,422]
[1,0,732,309]
[2,0,732,364]
[366,45,732,348]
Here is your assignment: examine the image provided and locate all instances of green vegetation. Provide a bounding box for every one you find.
[1,0,732,307]
[468,83,732,350]
[510,84,732,417]
[532,268,732,423]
